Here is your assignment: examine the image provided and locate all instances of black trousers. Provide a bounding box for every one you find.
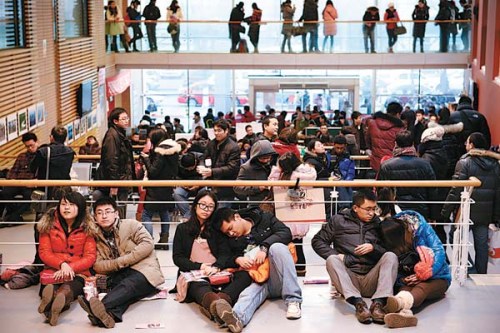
[39,276,85,298]
[102,268,157,322]
[146,24,157,51]
[0,186,32,221]
[187,270,252,305]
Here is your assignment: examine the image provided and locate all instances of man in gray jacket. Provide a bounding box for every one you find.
[312,190,397,324]
[78,196,164,328]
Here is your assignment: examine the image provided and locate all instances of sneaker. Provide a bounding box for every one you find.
[89,297,115,328]
[286,301,301,320]
[214,299,242,333]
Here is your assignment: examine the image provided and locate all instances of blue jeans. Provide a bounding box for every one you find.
[141,208,170,236]
[173,187,191,219]
[449,223,489,274]
[233,243,302,326]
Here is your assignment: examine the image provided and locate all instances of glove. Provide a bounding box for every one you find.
[414,246,434,281]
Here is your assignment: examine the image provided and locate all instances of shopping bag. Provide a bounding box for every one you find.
[488,224,500,265]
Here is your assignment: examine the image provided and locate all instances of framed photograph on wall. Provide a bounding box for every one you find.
[7,113,18,141]
[28,105,37,129]
[87,113,92,130]
[66,123,74,144]
[80,115,87,136]
[18,109,28,135]
[36,102,45,126]
[74,118,81,140]
[0,117,6,145]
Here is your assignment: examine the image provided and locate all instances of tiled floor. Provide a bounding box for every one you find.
[1,222,500,333]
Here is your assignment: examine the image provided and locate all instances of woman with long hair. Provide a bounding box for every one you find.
[37,191,97,326]
[245,3,262,53]
[380,211,450,328]
[106,1,130,52]
[268,152,316,276]
[167,0,183,52]
[322,0,338,52]
[280,0,295,53]
[173,190,252,329]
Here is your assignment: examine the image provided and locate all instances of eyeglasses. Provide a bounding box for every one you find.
[96,209,116,217]
[197,203,215,212]
[357,206,378,213]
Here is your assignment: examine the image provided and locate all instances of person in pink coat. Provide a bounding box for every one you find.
[322,0,338,52]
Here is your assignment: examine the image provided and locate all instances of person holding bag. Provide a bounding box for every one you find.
[173,190,252,332]
[384,2,400,53]
[37,191,97,326]
[380,211,451,328]
[167,0,183,53]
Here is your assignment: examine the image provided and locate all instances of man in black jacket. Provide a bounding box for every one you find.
[143,0,161,52]
[212,207,302,331]
[94,108,135,218]
[199,119,240,208]
[312,190,397,324]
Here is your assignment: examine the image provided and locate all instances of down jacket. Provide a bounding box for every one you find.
[312,208,387,275]
[94,219,164,288]
[449,102,491,155]
[365,112,405,172]
[142,139,181,211]
[234,140,277,203]
[393,210,451,284]
[442,149,500,225]
[379,154,438,219]
[37,208,97,279]
[96,124,135,182]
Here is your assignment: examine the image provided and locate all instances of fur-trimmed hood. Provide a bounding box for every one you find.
[421,121,463,143]
[37,207,98,237]
[154,139,182,156]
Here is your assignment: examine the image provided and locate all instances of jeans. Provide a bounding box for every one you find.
[461,26,470,51]
[387,28,397,48]
[233,243,302,326]
[145,23,157,51]
[439,24,450,52]
[413,37,424,52]
[449,224,489,274]
[141,208,170,236]
[171,29,180,52]
[173,187,191,219]
[363,27,375,53]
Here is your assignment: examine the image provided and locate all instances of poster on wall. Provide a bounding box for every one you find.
[91,112,97,128]
[87,113,92,130]
[36,102,45,126]
[7,113,18,141]
[66,123,74,144]
[74,118,81,140]
[18,109,28,135]
[28,105,37,130]
[80,115,87,136]
[0,117,6,145]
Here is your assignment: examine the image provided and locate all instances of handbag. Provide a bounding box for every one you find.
[208,272,233,286]
[398,250,420,275]
[292,24,306,37]
[31,147,50,213]
[394,24,407,36]
[167,23,178,35]
[40,271,72,285]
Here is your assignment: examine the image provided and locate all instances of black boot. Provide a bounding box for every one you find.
[155,233,169,250]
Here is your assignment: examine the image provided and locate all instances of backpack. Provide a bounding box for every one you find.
[237,39,249,53]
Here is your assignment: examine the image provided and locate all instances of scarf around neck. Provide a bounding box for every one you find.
[393,146,417,157]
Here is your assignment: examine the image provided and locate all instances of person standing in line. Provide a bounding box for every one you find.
[412,0,429,53]
[384,2,400,53]
[448,0,460,52]
[322,0,338,53]
[299,0,319,53]
[245,3,262,53]
[127,0,143,52]
[362,6,380,53]
[280,0,295,53]
[143,0,161,52]
[167,0,183,53]
[93,108,136,219]
[106,1,129,53]
[229,2,245,53]
[435,0,452,52]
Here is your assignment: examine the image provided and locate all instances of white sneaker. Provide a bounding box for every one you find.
[286,301,301,320]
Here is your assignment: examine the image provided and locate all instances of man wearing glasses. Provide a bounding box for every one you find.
[94,108,136,218]
[78,196,164,328]
[312,190,398,324]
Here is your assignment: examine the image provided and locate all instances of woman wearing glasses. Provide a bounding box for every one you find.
[37,191,97,326]
[173,189,252,328]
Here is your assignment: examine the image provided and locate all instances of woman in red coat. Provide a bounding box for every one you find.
[37,191,97,326]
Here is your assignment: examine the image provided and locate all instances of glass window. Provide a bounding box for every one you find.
[64,0,88,38]
[0,0,24,49]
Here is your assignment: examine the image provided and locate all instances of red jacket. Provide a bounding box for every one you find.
[38,211,97,277]
[365,112,405,172]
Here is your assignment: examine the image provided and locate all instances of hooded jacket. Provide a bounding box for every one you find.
[143,139,181,211]
[303,150,331,179]
[365,111,405,172]
[442,149,500,225]
[37,208,97,279]
[449,102,491,155]
[234,140,277,203]
[312,209,387,275]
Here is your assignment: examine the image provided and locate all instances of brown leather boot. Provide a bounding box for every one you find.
[200,292,220,321]
[49,284,74,326]
[212,292,233,324]
[38,284,55,314]
[370,301,386,324]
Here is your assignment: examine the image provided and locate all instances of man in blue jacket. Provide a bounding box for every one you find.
[312,190,398,324]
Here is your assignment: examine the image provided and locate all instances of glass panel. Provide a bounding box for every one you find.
[0,0,24,49]
[64,0,88,38]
